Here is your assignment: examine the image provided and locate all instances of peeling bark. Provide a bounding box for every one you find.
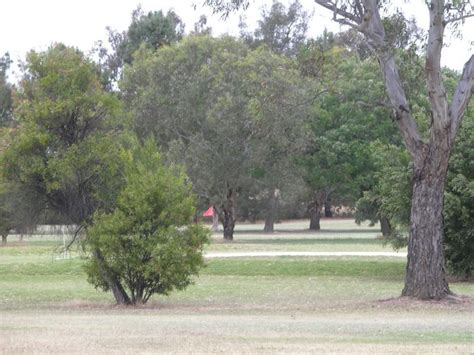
[402,153,451,299]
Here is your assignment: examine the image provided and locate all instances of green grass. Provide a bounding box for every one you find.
[1,219,473,352]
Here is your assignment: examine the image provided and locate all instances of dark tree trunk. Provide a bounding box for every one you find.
[324,197,333,218]
[264,215,274,233]
[380,216,392,237]
[93,249,131,305]
[217,189,236,241]
[308,202,321,230]
[1,234,6,245]
[402,159,451,299]
[264,190,278,233]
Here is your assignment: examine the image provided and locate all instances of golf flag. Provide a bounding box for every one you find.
[203,206,214,217]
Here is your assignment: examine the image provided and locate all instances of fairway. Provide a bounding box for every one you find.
[1,219,473,353]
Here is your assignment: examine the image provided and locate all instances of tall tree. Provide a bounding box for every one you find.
[0,44,129,301]
[95,7,184,86]
[205,0,474,299]
[0,53,13,125]
[240,0,311,56]
[122,36,312,239]
[312,0,473,300]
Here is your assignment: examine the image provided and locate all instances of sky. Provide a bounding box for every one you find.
[0,0,472,80]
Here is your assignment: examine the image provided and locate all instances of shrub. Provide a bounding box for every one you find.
[84,139,209,304]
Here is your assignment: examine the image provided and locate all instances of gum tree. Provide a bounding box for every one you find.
[206,0,474,299]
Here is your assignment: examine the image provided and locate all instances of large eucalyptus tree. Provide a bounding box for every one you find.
[205,0,474,299]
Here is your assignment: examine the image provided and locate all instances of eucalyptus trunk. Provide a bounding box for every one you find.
[402,155,451,299]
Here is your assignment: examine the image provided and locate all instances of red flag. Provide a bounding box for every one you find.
[203,206,214,217]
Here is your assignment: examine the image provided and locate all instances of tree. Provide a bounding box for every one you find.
[442,108,473,279]
[297,43,398,230]
[84,139,209,305]
[95,7,184,86]
[205,0,474,299]
[122,36,313,239]
[0,53,13,125]
[0,44,127,300]
[240,0,311,56]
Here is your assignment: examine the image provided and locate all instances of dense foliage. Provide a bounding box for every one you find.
[84,139,209,304]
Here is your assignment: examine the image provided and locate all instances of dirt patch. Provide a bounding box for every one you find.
[375,294,474,310]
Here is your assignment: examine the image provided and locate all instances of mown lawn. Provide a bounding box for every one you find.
[1,219,473,353]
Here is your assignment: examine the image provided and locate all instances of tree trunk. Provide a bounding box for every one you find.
[380,216,392,237]
[402,159,451,299]
[1,234,6,245]
[211,211,219,232]
[93,249,131,305]
[222,214,235,241]
[324,196,333,218]
[308,202,321,230]
[217,189,236,241]
[264,190,278,233]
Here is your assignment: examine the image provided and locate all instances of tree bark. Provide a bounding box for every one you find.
[402,156,451,299]
[1,234,6,245]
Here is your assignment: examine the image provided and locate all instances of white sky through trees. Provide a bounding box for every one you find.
[1,0,472,80]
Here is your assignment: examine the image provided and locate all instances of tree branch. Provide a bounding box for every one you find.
[313,0,361,28]
[426,0,450,135]
[449,55,474,143]
[445,13,474,24]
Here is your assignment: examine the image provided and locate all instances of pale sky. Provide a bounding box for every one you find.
[1,0,472,80]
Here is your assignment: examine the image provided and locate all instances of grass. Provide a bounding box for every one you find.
[0,219,473,353]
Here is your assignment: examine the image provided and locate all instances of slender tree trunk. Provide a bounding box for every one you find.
[324,195,333,218]
[93,249,131,305]
[264,190,278,233]
[211,211,219,232]
[1,234,6,245]
[402,158,451,299]
[217,189,236,241]
[380,216,392,237]
[222,213,235,241]
[308,202,321,230]
[19,234,24,242]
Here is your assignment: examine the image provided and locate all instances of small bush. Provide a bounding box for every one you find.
[83,139,209,304]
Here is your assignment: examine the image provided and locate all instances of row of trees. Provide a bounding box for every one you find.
[0,1,472,303]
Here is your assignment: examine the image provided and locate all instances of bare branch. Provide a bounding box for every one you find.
[449,55,474,142]
[313,0,361,28]
[445,13,474,24]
